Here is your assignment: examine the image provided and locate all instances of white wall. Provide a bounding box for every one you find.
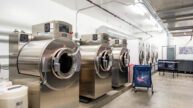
[127,39,140,65]
[147,32,168,60]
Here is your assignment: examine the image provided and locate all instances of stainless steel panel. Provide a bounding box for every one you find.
[9,32,32,80]
[32,21,73,39]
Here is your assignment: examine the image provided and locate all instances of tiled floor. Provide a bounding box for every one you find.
[103,73,193,108]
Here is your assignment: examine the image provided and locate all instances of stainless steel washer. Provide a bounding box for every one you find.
[111,39,130,88]
[9,32,80,108]
[139,42,145,65]
[79,33,113,99]
[145,43,151,65]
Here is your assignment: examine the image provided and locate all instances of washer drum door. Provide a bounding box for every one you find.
[119,49,130,72]
[146,51,150,64]
[94,45,113,79]
[95,47,113,79]
[139,50,144,65]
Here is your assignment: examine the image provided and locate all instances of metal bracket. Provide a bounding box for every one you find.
[53,57,60,72]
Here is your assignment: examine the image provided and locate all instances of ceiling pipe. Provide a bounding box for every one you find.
[86,0,153,38]
[168,26,193,31]
[96,26,139,39]
[161,13,193,20]
[163,17,193,23]
[157,3,193,13]
[172,31,193,37]
[0,31,12,36]
[75,0,135,38]
[0,31,11,43]
[140,0,168,33]
[75,1,113,38]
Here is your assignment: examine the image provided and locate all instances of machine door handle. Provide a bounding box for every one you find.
[102,59,108,69]
[54,63,60,73]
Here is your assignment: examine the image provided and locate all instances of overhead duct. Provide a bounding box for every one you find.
[96,26,138,39]
[172,31,193,37]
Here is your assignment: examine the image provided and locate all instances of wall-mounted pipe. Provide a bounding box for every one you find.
[96,26,139,39]
[75,0,135,37]
[75,1,115,38]
[86,0,153,38]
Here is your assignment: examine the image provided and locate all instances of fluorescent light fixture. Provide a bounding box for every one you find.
[127,2,164,33]
[149,16,157,25]
[156,24,163,32]
[135,0,142,3]
[128,3,147,16]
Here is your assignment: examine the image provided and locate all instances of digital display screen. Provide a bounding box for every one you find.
[59,24,70,33]
[115,40,119,44]
[44,23,50,32]
[20,34,29,42]
[103,35,109,41]
[93,34,98,40]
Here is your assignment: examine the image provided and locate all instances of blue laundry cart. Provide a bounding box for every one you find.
[132,65,154,94]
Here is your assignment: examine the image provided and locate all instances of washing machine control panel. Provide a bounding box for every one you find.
[20,34,29,43]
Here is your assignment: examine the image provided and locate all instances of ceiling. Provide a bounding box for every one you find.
[52,0,164,37]
[149,0,193,37]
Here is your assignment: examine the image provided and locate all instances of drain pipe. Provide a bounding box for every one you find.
[86,0,153,38]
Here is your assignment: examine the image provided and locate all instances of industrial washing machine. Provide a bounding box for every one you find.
[127,39,145,65]
[111,39,130,88]
[9,21,80,108]
[151,44,159,72]
[151,45,156,65]
[79,33,113,99]
[145,43,151,65]
[139,41,145,65]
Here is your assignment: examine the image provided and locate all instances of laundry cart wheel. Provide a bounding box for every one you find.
[151,85,154,94]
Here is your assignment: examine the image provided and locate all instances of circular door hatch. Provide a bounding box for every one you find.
[139,50,144,65]
[52,48,76,79]
[95,50,113,79]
